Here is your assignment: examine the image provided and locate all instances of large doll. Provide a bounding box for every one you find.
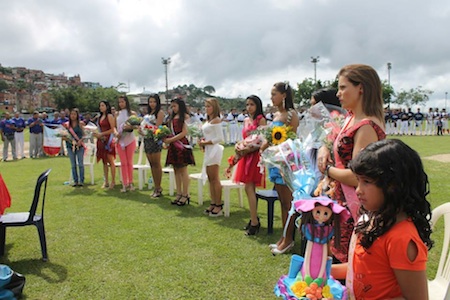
[275,197,350,300]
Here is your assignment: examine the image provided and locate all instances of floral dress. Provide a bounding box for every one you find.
[331,118,385,262]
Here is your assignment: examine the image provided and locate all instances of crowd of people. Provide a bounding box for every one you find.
[0,64,436,299]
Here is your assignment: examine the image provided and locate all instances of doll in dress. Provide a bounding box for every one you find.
[275,197,350,299]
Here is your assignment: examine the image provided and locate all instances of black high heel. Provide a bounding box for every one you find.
[177,195,190,206]
[171,194,182,205]
[244,216,260,230]
[209,204,223,217]
[245,222,260,236]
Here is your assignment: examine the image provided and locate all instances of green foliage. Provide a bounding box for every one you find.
[394,86,433,107]
[295,78,323,106]
[203,85,216,94]
[50,86,122,112]
[381,80,395,106]
[0,79,9,92]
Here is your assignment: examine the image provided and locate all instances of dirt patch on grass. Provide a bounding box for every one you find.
[424,154,450,163]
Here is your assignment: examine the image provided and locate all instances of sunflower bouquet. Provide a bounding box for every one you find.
[258,125,297,146]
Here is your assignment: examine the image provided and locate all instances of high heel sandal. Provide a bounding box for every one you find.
[109,182,115,190]
[128,184,135,191]
[204,203,216,215]
[120,185,127,193]
[171,194,182,205]
[209,204,223,217]
[245,222,261,236]
[151,188,163,198]
[101,182,109,189]
[244,217,260,230]
[177,195,190,206]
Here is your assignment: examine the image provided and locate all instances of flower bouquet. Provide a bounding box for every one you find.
[123,115,142,132]
[261,138,315,197]
[187,120,204,139]
[153,125,171,142]
[83,122,99,140]
[225,133,264,178]
[256,124,297,146]
[54,126,72,142]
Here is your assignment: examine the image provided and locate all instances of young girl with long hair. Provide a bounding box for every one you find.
[226,95,266,235]
[65,108,85,186]
[198,98,224,216]
[141,94,165,198]
[116,95,138,192]
[95,100,117,189]
[267,82,299,253]
[164,98,195,206]
[331,139,433,300]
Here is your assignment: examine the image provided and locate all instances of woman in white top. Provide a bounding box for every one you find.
[198,98,225,216]
[116,95,138,192]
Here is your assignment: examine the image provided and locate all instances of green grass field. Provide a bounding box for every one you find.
[0,135,448,299]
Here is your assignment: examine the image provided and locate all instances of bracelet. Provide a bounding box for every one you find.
[325,165,332,178]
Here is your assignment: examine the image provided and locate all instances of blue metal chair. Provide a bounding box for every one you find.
[0,169,51,261]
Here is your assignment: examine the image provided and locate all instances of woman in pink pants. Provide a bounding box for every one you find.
[116,95,138,192]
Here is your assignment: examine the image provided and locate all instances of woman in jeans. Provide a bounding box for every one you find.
[64,109,85,187]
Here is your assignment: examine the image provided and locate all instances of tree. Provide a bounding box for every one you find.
[0,80,8,92]
[394,86,433,108]
[203,85,216,94]
[381,80,395,107]
[295,78,324,107]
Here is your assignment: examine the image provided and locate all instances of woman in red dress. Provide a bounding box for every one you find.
[226,95,266,235]
[164,98,195,206]
[95,100,117,189]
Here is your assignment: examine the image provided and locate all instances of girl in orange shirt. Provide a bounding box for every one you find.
[331,139,433,300]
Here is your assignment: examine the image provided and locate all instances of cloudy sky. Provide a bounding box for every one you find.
[1,0,449,108]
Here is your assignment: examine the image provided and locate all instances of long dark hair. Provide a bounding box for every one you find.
[170,97,188,125]
[300,203,342,246]
[69,108,80,129]
[246,95,264,120]
[99,100,112,117]
[118,95,131,115]
[147,93,161,116]
[350,139,433,250]
[273,82,294,110]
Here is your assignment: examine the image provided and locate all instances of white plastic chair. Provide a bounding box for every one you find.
[188,173,204,204]
[162,167,175,196]
[428,202,450,300]
[220,179,244,217]
[133,140,150,190]
[83,142,97,185]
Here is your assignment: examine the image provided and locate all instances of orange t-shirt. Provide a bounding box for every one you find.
[351,219,428,299]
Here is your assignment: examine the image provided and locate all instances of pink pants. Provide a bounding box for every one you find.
[117,140,136,186]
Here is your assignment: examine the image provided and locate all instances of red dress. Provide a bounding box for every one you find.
[96,116,116,163]
[233,115,266,187]
[165,118,195,167]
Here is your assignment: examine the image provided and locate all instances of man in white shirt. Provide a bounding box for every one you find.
[226,109,239,144]
[236,109,247,140]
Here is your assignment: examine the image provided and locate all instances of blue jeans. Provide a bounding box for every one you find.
[68,146,85,184]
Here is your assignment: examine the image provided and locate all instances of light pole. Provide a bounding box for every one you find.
[311,56,320,84]
[446,92,448,111]
[161,57,171,107]
[387,62,392,86]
